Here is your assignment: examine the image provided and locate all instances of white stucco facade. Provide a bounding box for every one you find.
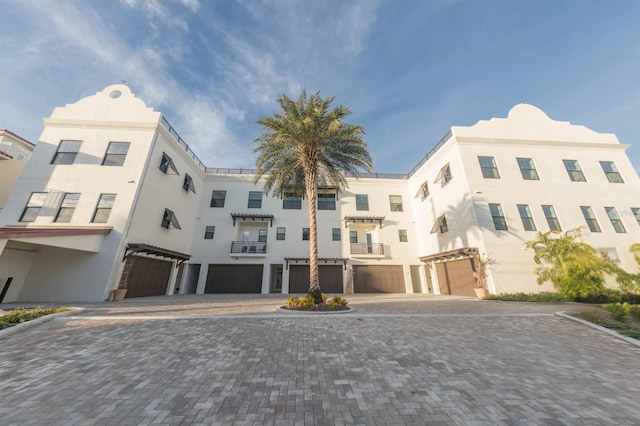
[0,86,638,302]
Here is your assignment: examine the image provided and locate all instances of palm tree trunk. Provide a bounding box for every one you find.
[305,170,322,304]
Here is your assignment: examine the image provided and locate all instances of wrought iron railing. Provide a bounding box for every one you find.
[230,241,267,254]
[159,116,207,171]
[350,242,384,255]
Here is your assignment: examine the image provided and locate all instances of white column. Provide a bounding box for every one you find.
[196,264,208,294]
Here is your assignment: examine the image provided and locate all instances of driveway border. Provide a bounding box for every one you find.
[0,307,85,340]
[556,311,640,348]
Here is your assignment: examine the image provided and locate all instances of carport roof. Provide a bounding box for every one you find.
[124,243,191,266]
[419,247,478,263]
[343,215,385,228]
[284,257,348,270]
[0,225,112,239]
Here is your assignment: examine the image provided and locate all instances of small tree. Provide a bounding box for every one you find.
[473,254,497,290]
[613,244,640,294]
[525,227,616,298]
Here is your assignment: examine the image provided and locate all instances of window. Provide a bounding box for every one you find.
[478,156,500,179]
[435,163,452,184]
[579,206,601,233]
[210,190,226,208]
[258,229,268,242]
[517,204,537,231]
[542,205,561,231]
[204,226,215,239]
[92,194,116,223]
[20,192,47,222]
[632,208,640,226]
[355,194,369,211]
[389,195,403,212]
[102,142,130,166]
[161,208,181,229]
[318,193,336,210]
[302,228,310,240]
[283,193,302,209]
[332,228,341,241]
[349,231,358,243]
[182,173,196,194]
[600,161,624,183]
[416,181,429,199]
[562,160,586,182]
[248,191,262,208]
[431,215,448,234]
[398,229,408,242]
[55,193,80,223]
[605,207,626,233]
[276,227,286,240]
[516,158,539,180]
[489,203,508,230]
[159,152,179,174]
[51,140,82,165]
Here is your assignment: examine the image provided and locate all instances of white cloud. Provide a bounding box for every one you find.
[180,0,199,13]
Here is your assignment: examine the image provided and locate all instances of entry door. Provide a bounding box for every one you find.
[366,233,373,254]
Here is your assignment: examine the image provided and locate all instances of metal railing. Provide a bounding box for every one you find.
[350,242,384,255]
[406,130,453,178]
[205,167,257,175]
[230,241,267,254]
[159,116,207,171]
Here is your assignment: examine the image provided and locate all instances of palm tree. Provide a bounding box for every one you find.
[254,91,373,302]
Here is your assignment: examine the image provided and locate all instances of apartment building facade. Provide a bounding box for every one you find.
[0,129,35,212]
[0,84,638,302]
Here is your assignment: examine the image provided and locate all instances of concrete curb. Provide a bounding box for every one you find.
[276,306,355,315]
[555,311,640,348]
[0,307,85,340]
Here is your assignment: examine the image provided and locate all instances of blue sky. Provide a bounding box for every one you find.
[2,0,639,174]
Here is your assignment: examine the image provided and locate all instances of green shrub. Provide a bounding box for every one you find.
[576,310,608,324]
[603,303,631,322]
[484,292,571,302]
[620,329,640,339]
[325,295,349,307]
[629,305,640,321]
[0,307,70,330]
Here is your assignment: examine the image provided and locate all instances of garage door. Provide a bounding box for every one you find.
[435,259,475,297]
[288,265,344,294]
[353,265,405,293]
[123,256,172,298]
[205,264,263,293]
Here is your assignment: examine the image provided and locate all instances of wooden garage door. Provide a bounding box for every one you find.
[353,265,405,293]
[288,265,344,294]
[435,259,475,297]
[205,264,263,293]
[124,256,172,298]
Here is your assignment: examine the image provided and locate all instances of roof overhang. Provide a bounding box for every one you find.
[123,243,191,267]
[344,215,385,228]
[419,247,478,263]
[230,213,275,227]
[284,257,349,270]
[0,226,112,253]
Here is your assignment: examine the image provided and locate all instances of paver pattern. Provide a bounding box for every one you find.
[1,295,639,425]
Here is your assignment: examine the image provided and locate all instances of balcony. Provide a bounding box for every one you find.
[350,242,385,258]
[230,241,267,257]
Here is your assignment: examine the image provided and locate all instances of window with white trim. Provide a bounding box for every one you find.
[302,228,310,240]
[204,226,215,239]
[389,195,403,212]
[92,194,116,223]
[318,193,336,210]
[20,192,48,222]
[398,229,408,242]
[562,160,586,182]
[276,227,286,240]
[159,152,179,174]
[478,156,500,179]
[605,207,626,233]
[517,204,537,231]
[600,161,624,183]
[332,228,341,241]
[356,194,369,211]
[542,205,561,231]
[431,215,448,234]
[161,208,181,229]
[516,158,539,180]
[435,163,452,184]
[55,193,80,223]
[489,203,508,230]
[632,208,640,226]
[248,191,262,208]
[580,206,601,232]
[102,142,130,166]
[283,193,302,209]
[183,173,196,194]
[210,190,226,208]
[52,140,82,165]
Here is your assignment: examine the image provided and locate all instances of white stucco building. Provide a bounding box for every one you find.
[0,129,35,213]
[0,85,638,302]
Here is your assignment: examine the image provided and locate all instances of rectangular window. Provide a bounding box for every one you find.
[430,215,448,234]
[204,226,215,239]
[355,194,369,211]
[349,230,358,243]
[183,173,196,194]
[20,192,48,222]
[332,228,341,241]
[580,206,601,232]
[489,203,508,230]
[435,163,452,184]
[389,195,403,212]
[600,161,624,183]
[55,193,80,223]
[302,228,310,241]
[102,142,130,166]
[276,227,286,240]
[605,207,626,233]
[563,160,586,182]
[92,194,116,223]
[159,152,179,174]
[517,204,537,231]
[416,181,429,199]
[478,156,500,179]
[632,208,640,226]
[161,208,181,229]
[258,229,268,242]
[542,205,561,231]
[283,193,302,209]
[318,193,336,210]
[248,191,262,208]
[516,158,539,180]
[210,190,226,208]
[51,140,82,165]
[398,229,408,242]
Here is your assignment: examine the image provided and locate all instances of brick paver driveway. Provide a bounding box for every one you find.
[1,295,639,425]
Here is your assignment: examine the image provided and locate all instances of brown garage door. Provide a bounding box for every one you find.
[123,256,172,298]
[288,265,344,294]
[353,265,405,293]
[205,264,263,293]
[435,259,475,297]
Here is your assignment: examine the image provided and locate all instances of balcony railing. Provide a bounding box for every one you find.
[350,242,384,255]
[230,241,267,254]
